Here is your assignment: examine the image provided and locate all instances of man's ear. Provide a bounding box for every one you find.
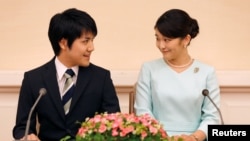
[59,38,68,50]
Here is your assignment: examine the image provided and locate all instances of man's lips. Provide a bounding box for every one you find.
[83,54,90,57]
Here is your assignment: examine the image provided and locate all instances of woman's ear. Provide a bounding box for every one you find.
[184,34,191,46]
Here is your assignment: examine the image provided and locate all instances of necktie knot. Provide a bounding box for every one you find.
[65,69,75,78]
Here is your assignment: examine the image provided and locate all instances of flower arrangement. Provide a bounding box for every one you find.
[73,112,181,141]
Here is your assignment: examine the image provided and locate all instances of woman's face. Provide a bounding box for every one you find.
[155,28,188,61]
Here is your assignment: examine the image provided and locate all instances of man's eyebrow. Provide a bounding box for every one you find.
[83,37,91,40]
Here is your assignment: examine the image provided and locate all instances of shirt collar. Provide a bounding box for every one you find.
[55,57,78,81]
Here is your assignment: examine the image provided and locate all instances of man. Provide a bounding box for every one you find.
[13,8,121,140]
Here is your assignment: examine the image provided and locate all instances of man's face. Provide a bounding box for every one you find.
[58,32,95,67]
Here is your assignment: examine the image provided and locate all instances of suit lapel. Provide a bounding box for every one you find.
[43,58,66,120]
[69,66,92,112]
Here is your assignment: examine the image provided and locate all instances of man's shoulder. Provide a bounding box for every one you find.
[86,63,110,73]
[25,58,55,74]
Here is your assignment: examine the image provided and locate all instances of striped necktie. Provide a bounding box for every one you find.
[62,69,75,115]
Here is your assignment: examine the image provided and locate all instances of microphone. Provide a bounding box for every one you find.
[202,89,224,125]
[23,88,47,141]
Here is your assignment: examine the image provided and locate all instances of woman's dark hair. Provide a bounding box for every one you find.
[48,8,97,56]
[154,9,199,39]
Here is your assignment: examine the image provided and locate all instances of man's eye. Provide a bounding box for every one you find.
[164,38,171,42]
[83,40,89,44]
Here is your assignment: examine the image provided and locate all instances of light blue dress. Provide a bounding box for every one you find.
[134,58,221,137]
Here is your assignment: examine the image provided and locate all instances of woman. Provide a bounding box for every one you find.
[134,9,221,141]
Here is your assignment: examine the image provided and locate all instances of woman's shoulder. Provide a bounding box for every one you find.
[193,59,216,73]
[194,59,214,67]
[141,58,166,69]
[143,58,164,66]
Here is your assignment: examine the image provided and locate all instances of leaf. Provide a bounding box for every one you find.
[60,135,72,141]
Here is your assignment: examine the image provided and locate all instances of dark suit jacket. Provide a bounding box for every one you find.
[13,57,121,140]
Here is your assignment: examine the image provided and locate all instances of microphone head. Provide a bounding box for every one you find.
[39,88,47,96]
[202,89,209,96]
